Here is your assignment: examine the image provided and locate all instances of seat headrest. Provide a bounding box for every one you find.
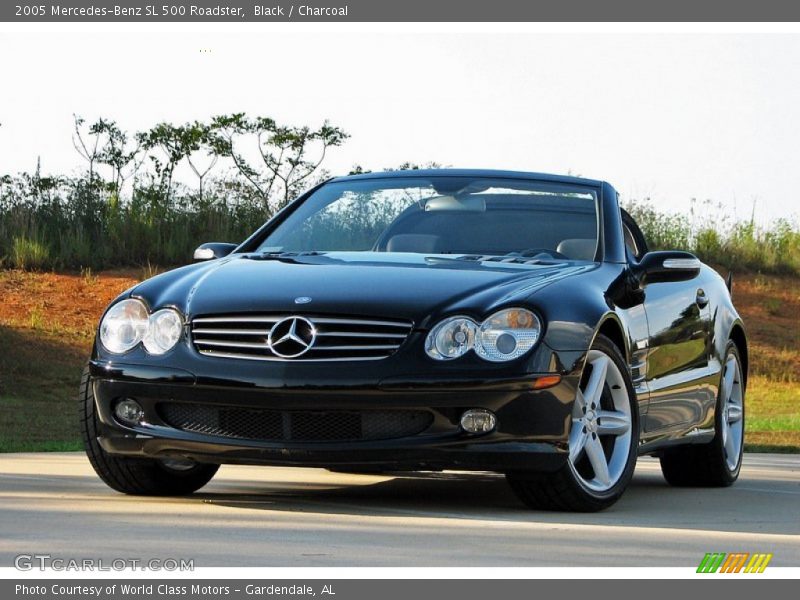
[556,238,597,261]
[386,234,443,254]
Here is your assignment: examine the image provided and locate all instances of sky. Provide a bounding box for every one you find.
[1,30,799,225]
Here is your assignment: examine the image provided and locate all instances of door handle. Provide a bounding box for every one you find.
[695,288,709,308]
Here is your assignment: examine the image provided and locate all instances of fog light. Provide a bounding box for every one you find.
[460,409,496,433]
[115,398,145,425]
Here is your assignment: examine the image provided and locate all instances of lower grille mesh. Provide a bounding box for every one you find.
[157,403,433,443]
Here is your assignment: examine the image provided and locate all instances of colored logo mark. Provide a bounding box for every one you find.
[697,552,773,573]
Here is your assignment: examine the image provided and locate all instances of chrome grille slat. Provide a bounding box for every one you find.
[190,313,413,362]
[195,339,269,349]
[316,331,407,338]
[197,350,389,362]
[308,317,411,328]
[312,345,400,351]
[193,316,283,324]
[192,328,270,335]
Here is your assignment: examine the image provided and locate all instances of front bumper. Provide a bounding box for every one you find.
[89,360,577,473]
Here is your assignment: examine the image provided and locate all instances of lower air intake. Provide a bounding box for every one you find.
[157,403,433,443]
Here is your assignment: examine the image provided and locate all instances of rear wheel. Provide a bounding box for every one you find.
[659,342,745,487]
[507,334,639,511]
[79,364,219,495]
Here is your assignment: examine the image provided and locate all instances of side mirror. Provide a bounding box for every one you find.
[193,242,237,262]
[633,250,701,285]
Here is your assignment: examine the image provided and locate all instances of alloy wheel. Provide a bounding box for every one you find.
[568,349,633,493]
[720,353,744,471]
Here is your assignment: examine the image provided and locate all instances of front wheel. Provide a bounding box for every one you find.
[507,334,639,511]
[659,341,745,487]
[79,364,219,495]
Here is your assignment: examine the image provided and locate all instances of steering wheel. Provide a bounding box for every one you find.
[518,248,570,260]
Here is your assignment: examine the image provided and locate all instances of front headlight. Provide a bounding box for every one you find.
[100,300,183,355]
[99,299,149,354]
[475,308,542,362]
[143,309,184,355]
[425,316,478,360]
[425,308,542,362]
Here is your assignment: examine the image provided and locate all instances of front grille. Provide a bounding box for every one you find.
[157,403,433,443]
[190,313,413,361]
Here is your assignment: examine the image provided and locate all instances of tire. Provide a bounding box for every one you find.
[507,334,640,512]
[79,364,219,495]
[659,341,745,487]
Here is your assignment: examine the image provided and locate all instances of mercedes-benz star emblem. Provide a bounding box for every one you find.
[268,316,316,358]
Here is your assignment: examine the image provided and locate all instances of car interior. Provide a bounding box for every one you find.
[376,194,599,260]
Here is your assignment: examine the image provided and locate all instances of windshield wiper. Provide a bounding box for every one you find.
[450,253,563,266]
[244,251,327,264]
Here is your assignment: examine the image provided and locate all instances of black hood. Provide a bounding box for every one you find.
[132,252,595,328]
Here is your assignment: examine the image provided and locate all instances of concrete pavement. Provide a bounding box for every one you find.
[1,452,798,567]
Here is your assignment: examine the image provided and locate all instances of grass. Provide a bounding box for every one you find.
[0,177,267,271]
[0,268,797,453]
[744,376,800,451]
[1,171,799,275]
[0,269,139,452]
[12,236,49,270]
[624,198,800,275]
[0,326,87,453]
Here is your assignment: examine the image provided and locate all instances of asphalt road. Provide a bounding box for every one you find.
[1,452,798,567]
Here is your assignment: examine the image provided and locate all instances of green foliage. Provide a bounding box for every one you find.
[0,113,348,270]
[624,198,800,275]
[11,236,49,270]
[3,113,798,274]
[0,168,269,269]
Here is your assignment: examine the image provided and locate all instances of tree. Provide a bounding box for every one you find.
[93,118,143,193]
[137,122,188,200]
[72,116,143,193]
[208,114,348,212]
[71,114,101,183]
[137,121,221,202]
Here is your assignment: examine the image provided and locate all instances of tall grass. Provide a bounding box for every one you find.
[624,198,800,275]
[0,174,269,270]
[11,236,49,270]
[2,170,799,274]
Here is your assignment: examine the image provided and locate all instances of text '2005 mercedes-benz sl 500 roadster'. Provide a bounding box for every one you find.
[81,169,747,511]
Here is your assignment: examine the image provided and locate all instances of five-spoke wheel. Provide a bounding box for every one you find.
[568,349,633,493]
[507,334,639,511]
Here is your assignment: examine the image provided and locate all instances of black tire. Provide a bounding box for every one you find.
[506,334,640,512]
[659,341,745,487]
[79,364,219,495]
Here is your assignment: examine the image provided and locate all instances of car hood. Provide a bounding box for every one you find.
[133,252,596,327]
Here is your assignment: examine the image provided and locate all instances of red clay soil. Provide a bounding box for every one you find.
[0,270,140,337]
[729,272,800,380]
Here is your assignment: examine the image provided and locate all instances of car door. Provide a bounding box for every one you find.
[620,213,714,433]
[641,277,716,430]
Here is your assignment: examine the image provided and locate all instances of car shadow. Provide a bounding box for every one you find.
[192,461,799,535]
[3,454,796,538]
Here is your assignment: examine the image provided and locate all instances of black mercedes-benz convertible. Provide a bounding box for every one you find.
[82,169,747,511]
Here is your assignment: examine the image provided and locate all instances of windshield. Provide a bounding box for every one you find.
[256,176,599,261]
